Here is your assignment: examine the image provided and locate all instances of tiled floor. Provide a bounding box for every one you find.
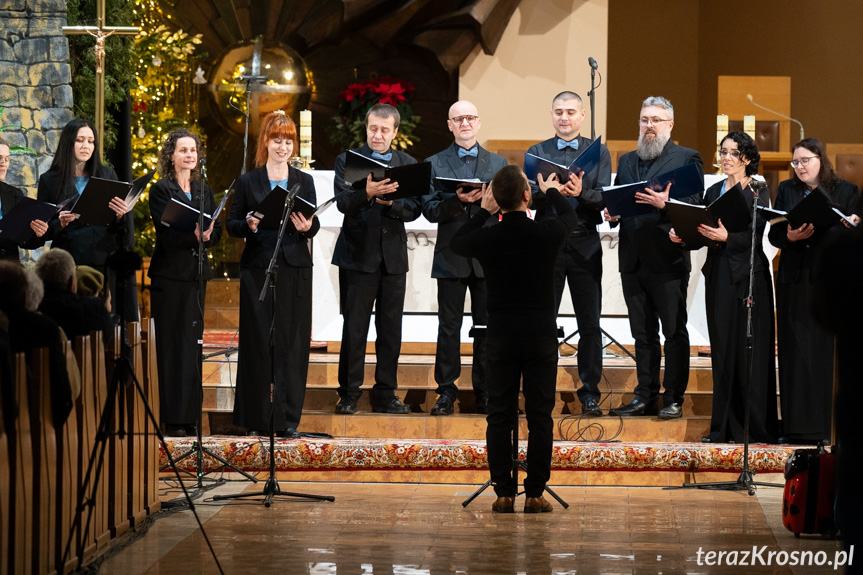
[98,479,847,574]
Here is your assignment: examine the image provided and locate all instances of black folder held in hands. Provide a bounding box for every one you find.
[252,185,317,231]
[602,163,703,219]
[523,136,604,184]
[343,150,431,201]
[665,183,751,249]
[0,197,70,244]
[71,171,156,226]
[756,186,851,230]
[433,177,486,194]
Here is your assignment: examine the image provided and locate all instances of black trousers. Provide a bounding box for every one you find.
[485,335,558,498]
[553,240,602,402]
[621,269,690,406]
[338,267,405,406]
[151,276,203,426]
[434,274,488,400]
[232,265,312,432]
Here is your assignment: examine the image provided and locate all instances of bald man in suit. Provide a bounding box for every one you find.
[422,100,507,415]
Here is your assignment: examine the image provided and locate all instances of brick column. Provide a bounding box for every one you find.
[0,0,74,197]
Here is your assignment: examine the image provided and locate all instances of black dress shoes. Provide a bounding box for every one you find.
[165,424,186,437]
[335,397,358,415]
[247,429,266,436]
[609,399,658,417]
[430,395,455,416]
[581,397,603,417]
[701,434,718,443]
[492,496,515,513]
[373,397,410,414]
[282,428,301,439]
[658,403,682,420]
[524,496,553,513]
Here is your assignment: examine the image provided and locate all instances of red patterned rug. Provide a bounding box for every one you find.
[159,438,797,474]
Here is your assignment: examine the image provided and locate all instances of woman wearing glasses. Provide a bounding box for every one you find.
[669,131,778,444]
[768,138,859,445]
[0,137,45,261]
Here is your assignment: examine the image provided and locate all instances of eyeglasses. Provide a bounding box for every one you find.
[638,117,671,127]
[450,115,479,125]
[718,150,742,159]
[790,156,818,168]
[0,156,10,165]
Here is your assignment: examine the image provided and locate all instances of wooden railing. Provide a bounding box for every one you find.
[1,319,160,574]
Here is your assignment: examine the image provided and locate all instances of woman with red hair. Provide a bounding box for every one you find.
[227,111,319,437]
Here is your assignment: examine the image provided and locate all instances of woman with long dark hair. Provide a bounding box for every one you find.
[148,128,221,437]
[35,118,133,306]
[768,138,859,444]
[670,131,778,443]
[227,111,319,437]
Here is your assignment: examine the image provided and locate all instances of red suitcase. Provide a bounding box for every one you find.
[782,446,837,537]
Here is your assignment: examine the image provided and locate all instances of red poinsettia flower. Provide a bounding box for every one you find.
[375,82,407,106]
[340,82,374,102]
[133,101,148,113]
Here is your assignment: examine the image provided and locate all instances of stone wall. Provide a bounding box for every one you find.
[0,0,74,197]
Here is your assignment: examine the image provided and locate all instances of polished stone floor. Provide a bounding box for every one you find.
[98,477,846,574]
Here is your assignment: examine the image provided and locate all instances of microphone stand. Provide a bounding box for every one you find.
[671,181,782,495]
[166,162,258,484]
[588,65,596,141]
[214,182,334,507]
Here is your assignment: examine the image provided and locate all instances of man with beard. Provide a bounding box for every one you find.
[422,100,507,415]
[607,96,703,419]
[527,91,611,417]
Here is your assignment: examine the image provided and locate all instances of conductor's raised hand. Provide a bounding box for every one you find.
[635,181,671,209]
[108,196,130,220]
[787,222,814,242]
[562,170,583,197]
[481,183,499,214]
[290,211,312,232]
[365,173,398,200]
[536,172,560,193]
[698,218,728,243]
[245,211,260,232]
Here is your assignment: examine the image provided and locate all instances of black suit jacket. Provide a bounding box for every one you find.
[421,142,507,278]
[36,166,134,267]
[614,140,704,274]
[0,181,42,261]
[451,189,579,338]
[331,144,422,274]
[226,165,319,269]
[692,179,771,285]
[147,178,223,282]
[768,178,859,284]
[528,135,612,262]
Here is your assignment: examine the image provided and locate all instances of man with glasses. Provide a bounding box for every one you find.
[607,96,703,419]
[422,100,507,415]
[527,91,611,417]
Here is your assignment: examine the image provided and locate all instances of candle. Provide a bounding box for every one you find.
[299,109,312,159]
[743,115,756,140]
[716,114,729,144]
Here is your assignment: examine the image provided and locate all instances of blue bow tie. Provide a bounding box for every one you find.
[557,138,579,151]
[371,151,392,162]
[458,146,478,158]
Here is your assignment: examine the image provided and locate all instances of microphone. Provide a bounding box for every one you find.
[746,94,804,141]
[237,74,268,83]
[588,57,598,70]
[287,182,301,202]
[199,158,206,165]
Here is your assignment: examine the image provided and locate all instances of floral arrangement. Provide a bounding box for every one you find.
[329,75,420,151]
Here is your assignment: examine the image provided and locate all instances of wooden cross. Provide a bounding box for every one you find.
[63,0,138,161]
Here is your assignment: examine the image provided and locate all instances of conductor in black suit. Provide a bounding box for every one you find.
[607,96,703,419]
[451,165,578,513]
[332,103,423,415]
[422,100,507,416]
[527,91,612,417]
